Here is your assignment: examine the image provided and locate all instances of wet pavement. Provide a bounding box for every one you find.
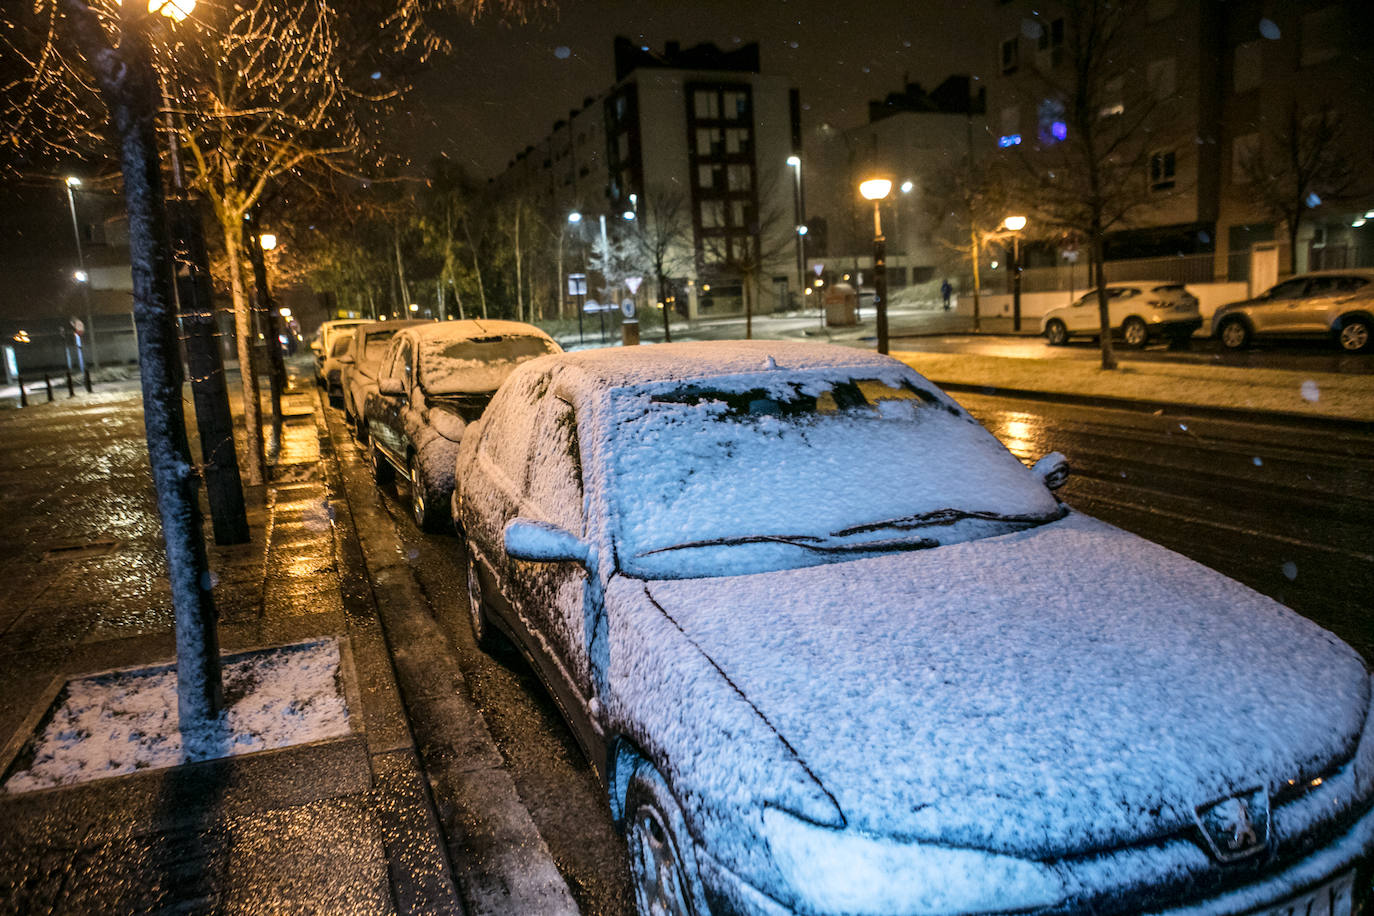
[0,367,461,914]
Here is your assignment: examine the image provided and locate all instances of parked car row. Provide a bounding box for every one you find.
[1042,270,1374,353]
[318,330,1373,916]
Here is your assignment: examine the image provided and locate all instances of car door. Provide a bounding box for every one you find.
[1064,292,1096,332]
[514,391,595,716]
[1251,277,1310,333]
[1288,276,1345,333]
[372,337,412,463]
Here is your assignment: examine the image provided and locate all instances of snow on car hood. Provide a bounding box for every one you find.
[640,511,1370,859]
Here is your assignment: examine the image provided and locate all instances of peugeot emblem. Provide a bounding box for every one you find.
[1193,787,1270,863]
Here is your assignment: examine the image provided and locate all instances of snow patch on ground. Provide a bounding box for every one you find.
[3,639,349,793]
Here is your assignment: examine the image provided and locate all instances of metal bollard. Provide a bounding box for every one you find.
[44,373,54,402]
[66,367,75,397]
[83,365,93,393]
[17,376,27,408]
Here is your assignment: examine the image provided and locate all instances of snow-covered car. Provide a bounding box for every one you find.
[1041,282,1201,348]
[312,318,368,386]
[454,340,1374,916]
[320,333,355,404]
[1211,269,1374,353]
[337,319,431,434]
[365,320,560,531]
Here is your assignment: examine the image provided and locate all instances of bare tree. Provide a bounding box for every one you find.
[626,186,693,341]
[1014,0,1179,370]
[1239,105,1356,275]
[723,166,796,339]
[928,158,1018,332]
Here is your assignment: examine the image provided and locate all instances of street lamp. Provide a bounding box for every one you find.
[787,155,807,310]
[859,177,893,354]
[63,175,97,370]
[148,0,196,21]
[1002,215,1027,331]
[258,233,277,251]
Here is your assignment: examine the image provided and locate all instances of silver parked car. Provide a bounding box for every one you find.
[1211,269,1374,352]
[337,319,431,435]
[455,340,1373,916]
[1040,282,1201,348]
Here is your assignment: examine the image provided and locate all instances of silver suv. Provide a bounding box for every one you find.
[1212,269,1374,352]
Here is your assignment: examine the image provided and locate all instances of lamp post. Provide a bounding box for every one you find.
[859,177,893,354]
[567,211,586,344]
[787,155,807,308]
[64,177,98,369]
[1003,215,1027,332]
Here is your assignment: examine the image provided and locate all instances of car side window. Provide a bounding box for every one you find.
[385,339,414,386]
[478,369,551,486]
[1266,279,1308,300]
[1304,277,1340,297]
[1334,277,1368,294]
[525,396,584,533]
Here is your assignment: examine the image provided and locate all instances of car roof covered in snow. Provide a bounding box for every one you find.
[532,340,915,392]
[399,319,555,344]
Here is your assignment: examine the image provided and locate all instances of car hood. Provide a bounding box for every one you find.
[640,512,1369,858]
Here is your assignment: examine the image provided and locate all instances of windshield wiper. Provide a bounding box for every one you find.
[638,532,940,557]
[831,505,1067,539]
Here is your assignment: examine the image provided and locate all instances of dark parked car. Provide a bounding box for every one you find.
[1211,269,1374,352]
[455,340,1373,916]
[337,319,431,435]
[364,320,560,530]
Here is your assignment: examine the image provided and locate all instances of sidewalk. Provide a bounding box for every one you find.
[0,369,461,913]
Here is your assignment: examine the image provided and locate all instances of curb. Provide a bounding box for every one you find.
[929,379,1374,434]
[316,391,579,916]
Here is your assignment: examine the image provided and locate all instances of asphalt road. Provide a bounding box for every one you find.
[890,331,1374,375]
[325,385,1374,916]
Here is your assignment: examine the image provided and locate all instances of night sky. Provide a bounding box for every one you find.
[397,0,994,177]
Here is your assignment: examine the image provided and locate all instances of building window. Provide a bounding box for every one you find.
[1149,150,1176,191]
[1233,42,1262,93]
[1231,133,1260,184]
[1036,18,1064,69]
[616,133,630,162]
[696,128,722,156]
[693,90,720,119]
[727,164,751,192]
[700,201,726,228]
[1000,37,1019,74]
[723,90,749,120]
[1099,77,1124,118]
[697,165,715,188]
[1299,7,1340,67]
[1038,98,1067,145]
[725,128,751,155]
[1147,58,1176,100]
[729,200,749,228]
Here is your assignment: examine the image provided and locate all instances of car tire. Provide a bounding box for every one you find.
[354,416,369,445]
[370,438,394,484]
[1218,316,1251,350]
[1121,316,1149,349]
[409,453,442,532]
[1044,319,1068,346]
[1336,317,1371,353]
[466,553,505,653]
[625,762,708,916]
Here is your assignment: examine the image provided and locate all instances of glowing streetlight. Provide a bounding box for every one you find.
[786,155,801,167]
[567,211,583,224]
[622,210,636,221]
[279,307,292,318]
[74,269,89,283]
[900,180,914,194]
[1002,215,1028,330]
[258,233,277,251]
[408,303,420,312]
[787,155,807,307]
[859,177,893,354]
[148,0,195,21]
[65,176,82,189]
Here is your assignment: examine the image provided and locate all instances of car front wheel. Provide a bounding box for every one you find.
[1044,319,1068,346]
[1337,317,1371,353]
[626,763,707,916]
[1121,316,1148,349]
[466,553,504,652]
[1218,316,1252,350]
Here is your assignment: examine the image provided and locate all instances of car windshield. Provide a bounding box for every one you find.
[605,369,1063,579]
[420,334,559,395]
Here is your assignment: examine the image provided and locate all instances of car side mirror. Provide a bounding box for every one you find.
[1032,451,1070,491]
[378,376,404,396]
[504,518,593,567]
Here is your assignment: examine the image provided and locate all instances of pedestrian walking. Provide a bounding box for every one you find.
[941,278,953,311]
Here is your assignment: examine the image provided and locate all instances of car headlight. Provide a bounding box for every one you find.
[762,807,1065,916]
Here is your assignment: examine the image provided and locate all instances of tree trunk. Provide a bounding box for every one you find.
[1091,223,1118,371]
[969,229,983,333]
[744,274,754,339]
[224,227,266,484]
[394,229,413,312]
[463,219,489,319]
[513,207,525,323]
[245,222,283,454]
[99,6,224,740]
[1287,217,1301,275]
[659,271,672,342]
